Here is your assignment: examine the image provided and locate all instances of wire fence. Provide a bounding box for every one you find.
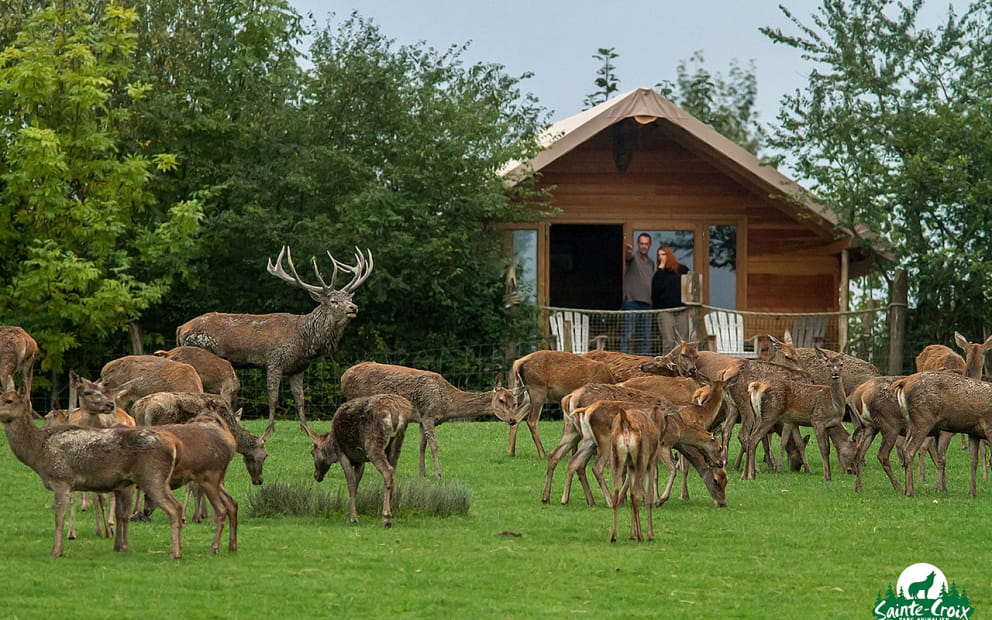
[27,303,900,421]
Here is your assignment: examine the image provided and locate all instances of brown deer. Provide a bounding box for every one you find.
[0,383,184,558]
[605,406,660,542]
[506,350,616,458]
[893,371,992,497]
[745,347,858,481]
[99,355,204,411]
[916,332,992,456]
[152,413,239,554]
[301,394,412,528]
[155,346,240,410]
[617,375,702,405]
[542,386,670,506]
[340,362,515,479]
[132,392,271,486]
[0,326,37,396]
[65,371,136,540]
[581,349,655,381]
[177,245,373,426]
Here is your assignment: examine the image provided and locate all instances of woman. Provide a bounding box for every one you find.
[651,246,690,354]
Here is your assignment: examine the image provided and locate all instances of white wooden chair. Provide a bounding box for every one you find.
[790,316,828,348]
[549,311,591,354]
[704,310,760,358]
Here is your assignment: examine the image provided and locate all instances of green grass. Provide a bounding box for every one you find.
[0,419,989,618]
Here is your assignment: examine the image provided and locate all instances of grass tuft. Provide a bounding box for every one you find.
[246,477,471,518]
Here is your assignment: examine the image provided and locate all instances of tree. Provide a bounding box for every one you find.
[763,0,992,346]
[0,1,202,374]
[656,50,765,155]
[299,14,551,354]
[584,47,620,109]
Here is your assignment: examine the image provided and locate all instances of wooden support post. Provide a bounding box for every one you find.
[838,249,849,350]
[683,272,704,342]
[888,269,908,375]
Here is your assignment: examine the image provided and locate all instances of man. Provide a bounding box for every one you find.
[620,233,655,355]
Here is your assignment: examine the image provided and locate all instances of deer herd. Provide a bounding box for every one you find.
[3,250,992,552]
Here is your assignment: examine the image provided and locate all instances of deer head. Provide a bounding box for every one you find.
[241,416,272,486]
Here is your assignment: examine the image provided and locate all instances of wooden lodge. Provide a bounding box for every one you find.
[501,88,873,348]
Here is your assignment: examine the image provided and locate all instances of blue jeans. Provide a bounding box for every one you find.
[620,300,652,355]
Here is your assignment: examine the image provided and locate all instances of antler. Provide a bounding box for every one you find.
[266,246,374,295]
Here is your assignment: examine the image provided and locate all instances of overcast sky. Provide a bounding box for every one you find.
[286,1,951,130]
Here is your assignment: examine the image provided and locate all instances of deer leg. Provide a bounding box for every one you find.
[656,448,678,507]
[967,436,979,497]
[525,408,547,459]
[341,458,364,524]
[67,492,77,541]
[265,368,283,428]
[508,390,539,457]
[200,477,228,555]
[875,429,903,493]
[288,372,306,424]
[902,426,935,498]
[418,419,442,479]
[542,422,581,504]
[93,493,110,538]
[610,463,624,543]
[113,487,133,553]
[811,423,833,481]
[562,439,596,505]
[591,451,614,506]
[933,432,953,492]
[141,480,184,559]
[777,424,795,476]
[679,452,690,501]
[854,426,878,492]
[221,485,238,553]
[51,487,70,558]
[369,451,395,528]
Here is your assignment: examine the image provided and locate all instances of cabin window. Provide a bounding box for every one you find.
[511,229,538,304]
[634,229,695,270]
[708,224,737,309]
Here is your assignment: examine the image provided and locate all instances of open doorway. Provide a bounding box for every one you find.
[549,224,623,309]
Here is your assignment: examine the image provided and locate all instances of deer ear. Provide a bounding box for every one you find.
[2,375,14,392]
[769,335,783,348]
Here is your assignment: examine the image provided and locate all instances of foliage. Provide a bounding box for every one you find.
[0,1,203,373]
[1,419,992,617]
[583,47,620,109]
[656,50,766,155]
[763,0,992,343]
[296,14,551,355]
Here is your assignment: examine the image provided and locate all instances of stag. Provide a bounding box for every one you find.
[340,362,515,479]
[177,246,373,426]
[508,350,616,458]
[0,326,37,397]
[301,394,412,527]
[155,346,240,410]
[0,383,184,558]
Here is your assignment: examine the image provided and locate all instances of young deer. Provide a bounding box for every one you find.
[606,407,660,542]
[63,371,136,541]
[153,413,239,554]
[745,347,857,481]
[508,350,616,458]
[0,326,38,396]
[301,394,412,527]
[893,371,992,497]
[178,245,373,426]
[0,383,184,558]
[340,362,515,479]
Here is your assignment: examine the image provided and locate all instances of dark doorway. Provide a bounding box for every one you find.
[549,224,623,309]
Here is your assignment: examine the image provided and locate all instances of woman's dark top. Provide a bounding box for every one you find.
[651,264,689,309]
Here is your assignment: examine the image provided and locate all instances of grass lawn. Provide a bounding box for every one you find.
[0,418,987,619]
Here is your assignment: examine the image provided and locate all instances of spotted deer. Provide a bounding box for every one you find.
[177,246,373,426]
